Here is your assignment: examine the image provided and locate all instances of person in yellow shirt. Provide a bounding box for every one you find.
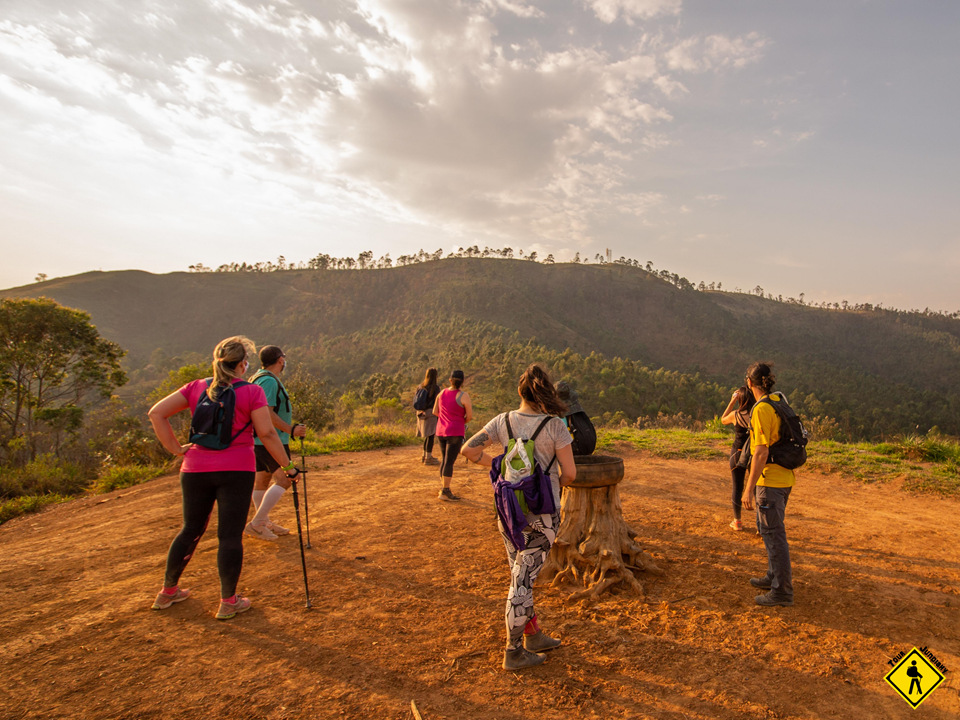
[741,361,795,607]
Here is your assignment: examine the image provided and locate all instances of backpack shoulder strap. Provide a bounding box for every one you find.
[530,415,553,442]
[756,395,797,443]
[504,413,515,440]
[250,371,282,411]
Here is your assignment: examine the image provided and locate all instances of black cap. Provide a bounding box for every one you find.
[451,370,465,381]
[555,381,584,416]
[259,345,285,367]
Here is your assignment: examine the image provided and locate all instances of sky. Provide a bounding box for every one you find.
[1,0,958,311]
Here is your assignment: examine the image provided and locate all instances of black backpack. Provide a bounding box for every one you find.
[567,411,597,456]
[755,394,808,470]
[413,387,430,411]
[189,380,252,450]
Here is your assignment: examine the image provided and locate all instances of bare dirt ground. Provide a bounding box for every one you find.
[1,445,958,720]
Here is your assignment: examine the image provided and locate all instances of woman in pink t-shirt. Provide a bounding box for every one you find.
[147,336,297,620]
[432,369,473,501]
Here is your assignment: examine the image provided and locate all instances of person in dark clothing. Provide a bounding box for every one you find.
[555,381,596,456]
[416,367,441,465]
[721,386,756,531]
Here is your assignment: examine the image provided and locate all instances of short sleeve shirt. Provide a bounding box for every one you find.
[252,372,292,445]
[482,411,573,507]
[179,379,268,473]
[750,393,796,488]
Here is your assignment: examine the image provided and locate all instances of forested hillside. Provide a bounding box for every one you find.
[4,259,959,438]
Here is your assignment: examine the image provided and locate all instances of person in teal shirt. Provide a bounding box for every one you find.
[244,345,308,541]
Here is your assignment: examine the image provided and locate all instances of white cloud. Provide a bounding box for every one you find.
[0,0,771,270]
[587,0,681,24]
[665,32,767,73]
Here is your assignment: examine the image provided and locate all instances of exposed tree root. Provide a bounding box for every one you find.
[540,483,663,605]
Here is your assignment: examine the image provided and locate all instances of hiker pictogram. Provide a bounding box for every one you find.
[906,660,922,695]
[885,648,945,709]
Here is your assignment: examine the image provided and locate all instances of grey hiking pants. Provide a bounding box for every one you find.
[756,485,793,599]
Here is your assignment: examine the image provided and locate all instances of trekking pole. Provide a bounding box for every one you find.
[290,466,312,609]
[300,436,312,549]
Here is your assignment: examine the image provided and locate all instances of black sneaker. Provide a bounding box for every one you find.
[438,488,460,501]
[755,591,793,607]
[749,577,773,590]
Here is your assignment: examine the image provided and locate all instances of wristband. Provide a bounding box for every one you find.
[282,463,296,473]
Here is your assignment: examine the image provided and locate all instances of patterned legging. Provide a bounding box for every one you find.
[498,511,559,650]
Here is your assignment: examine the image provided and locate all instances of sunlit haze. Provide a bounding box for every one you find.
[1,1,958,310]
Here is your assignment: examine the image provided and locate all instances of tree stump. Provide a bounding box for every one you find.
[540,455,663,604]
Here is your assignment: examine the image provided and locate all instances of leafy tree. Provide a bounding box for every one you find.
[0,298,126,463]
[145,363,208,441]
[284,364,334,431]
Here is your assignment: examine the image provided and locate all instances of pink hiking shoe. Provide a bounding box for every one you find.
[151,588,191,610]
[215,595,252,620]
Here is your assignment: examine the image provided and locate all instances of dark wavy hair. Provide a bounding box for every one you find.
[518,364,567,416]
[746,361,776,394]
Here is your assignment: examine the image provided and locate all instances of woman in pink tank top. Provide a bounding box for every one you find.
[432,369,473,501]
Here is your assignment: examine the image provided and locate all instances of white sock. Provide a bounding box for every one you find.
[252,485,287,526]
[252,490,266,511]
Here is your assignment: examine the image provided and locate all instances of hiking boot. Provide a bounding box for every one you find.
[755,591,793,607]
[265,520,290,536]
[749,576,773,590]
[216,595,252,620]
[425,457,440,466]
[151,587,190,610]
[438,487,460,501]
[523,631,561,653]
[503,647,546,670]
[244,521,278,541]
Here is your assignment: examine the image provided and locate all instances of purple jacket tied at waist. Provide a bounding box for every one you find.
[490,452,557,551]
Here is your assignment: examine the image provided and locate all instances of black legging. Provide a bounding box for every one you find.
[437,436,464,477]
[423,434,435,454]
[730,432,747,520]
[163,471,255,598]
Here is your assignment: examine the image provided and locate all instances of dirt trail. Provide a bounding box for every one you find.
[1,446,958,719]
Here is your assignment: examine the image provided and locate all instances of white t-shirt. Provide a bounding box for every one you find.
[482,411,572,507]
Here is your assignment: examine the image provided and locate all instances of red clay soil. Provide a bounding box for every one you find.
[1,446,958,720]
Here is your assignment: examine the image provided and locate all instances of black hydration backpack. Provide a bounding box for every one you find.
[189,380,252,450]
[756,394,808,470]
[567,411,597,456]
[413,387,430,411]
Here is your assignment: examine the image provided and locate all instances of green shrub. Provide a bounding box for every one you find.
[92,464,166,494]
[299,425,417,455]
[0,454,88,499]
[0,493,70,525]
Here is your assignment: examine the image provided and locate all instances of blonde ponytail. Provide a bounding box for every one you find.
[209,336,255,400]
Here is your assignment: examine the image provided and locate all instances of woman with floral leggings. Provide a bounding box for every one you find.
[461,364,577,670]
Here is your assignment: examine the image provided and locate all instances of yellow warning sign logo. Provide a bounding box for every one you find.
[885,647,946,709]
